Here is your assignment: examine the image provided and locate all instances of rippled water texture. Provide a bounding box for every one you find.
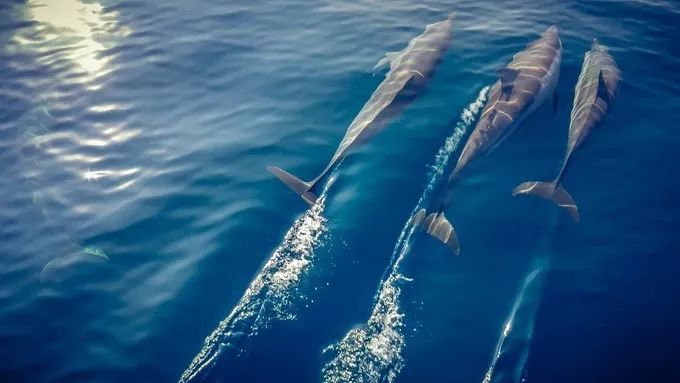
[1,1,679,383]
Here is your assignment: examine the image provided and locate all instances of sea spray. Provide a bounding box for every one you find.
[322,87,489,383]
[180,179,335,383]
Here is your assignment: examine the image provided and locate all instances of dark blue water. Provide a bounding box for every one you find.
[1,1,679,382]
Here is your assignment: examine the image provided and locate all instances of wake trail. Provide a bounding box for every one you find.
[481,261,546,383]
[481,218,560,383]
[321,87,490,383]
[179,177,337,383]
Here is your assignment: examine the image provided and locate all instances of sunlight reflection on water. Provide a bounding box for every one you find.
[14,0,131,84]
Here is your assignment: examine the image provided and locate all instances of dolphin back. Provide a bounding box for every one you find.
[512,39,620,222]
[454,25,562,172]
[329,15,455,164]
[568,39,621,150]
[267,15,455,205]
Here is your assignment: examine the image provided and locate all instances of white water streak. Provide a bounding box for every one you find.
[180,180,334,383]
[482,265,544,383]
[322,87,489,383]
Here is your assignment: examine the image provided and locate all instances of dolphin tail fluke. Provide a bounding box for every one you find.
[266,166,318,206]
[512,181,579,222]
[418,210,460,255]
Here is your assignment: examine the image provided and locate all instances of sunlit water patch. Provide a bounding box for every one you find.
[179,178,337,383]
[9,1,141,272]
[321,87,489,383]
[11,0,131,85]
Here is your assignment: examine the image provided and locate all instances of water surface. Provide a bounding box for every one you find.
[1,1,679,382]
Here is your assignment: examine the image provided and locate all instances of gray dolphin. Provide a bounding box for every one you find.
[512,39,620,221]
[267,14,455,205]
[420,25,562,254]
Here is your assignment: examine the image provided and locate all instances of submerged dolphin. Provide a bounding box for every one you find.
[267,14,455,205]
[40,246,108,283]
[512,39,620,221]
[420,25,562,254]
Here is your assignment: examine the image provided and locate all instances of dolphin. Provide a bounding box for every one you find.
[267,14,455,205]
[40,246,109,283]
[512,39,620,221]
[420,25,562,254]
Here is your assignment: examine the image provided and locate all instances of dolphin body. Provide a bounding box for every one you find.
[267,14,455,205]
[512,40,620,221]
[420,25,562,254]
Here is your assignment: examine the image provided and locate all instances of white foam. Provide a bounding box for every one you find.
[322,87,489,383]
[180,191,330,382]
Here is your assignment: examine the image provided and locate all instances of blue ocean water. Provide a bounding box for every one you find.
[1,1,679,382]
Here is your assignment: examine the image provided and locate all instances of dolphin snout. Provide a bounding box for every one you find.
[545,24,560,34]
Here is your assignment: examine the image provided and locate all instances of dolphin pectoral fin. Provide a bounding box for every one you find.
[266,166,317,206]
[373,56,390,74]
[512,181,579,222]
[596,70,611,103]
[552,91,559,115]
[372,52,400,74]
[422,211,460,255]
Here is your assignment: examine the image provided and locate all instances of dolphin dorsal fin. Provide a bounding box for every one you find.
[596,70,610,103]
[373,52,401,74]
[497,67,520,99]
[497,67,520,84]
